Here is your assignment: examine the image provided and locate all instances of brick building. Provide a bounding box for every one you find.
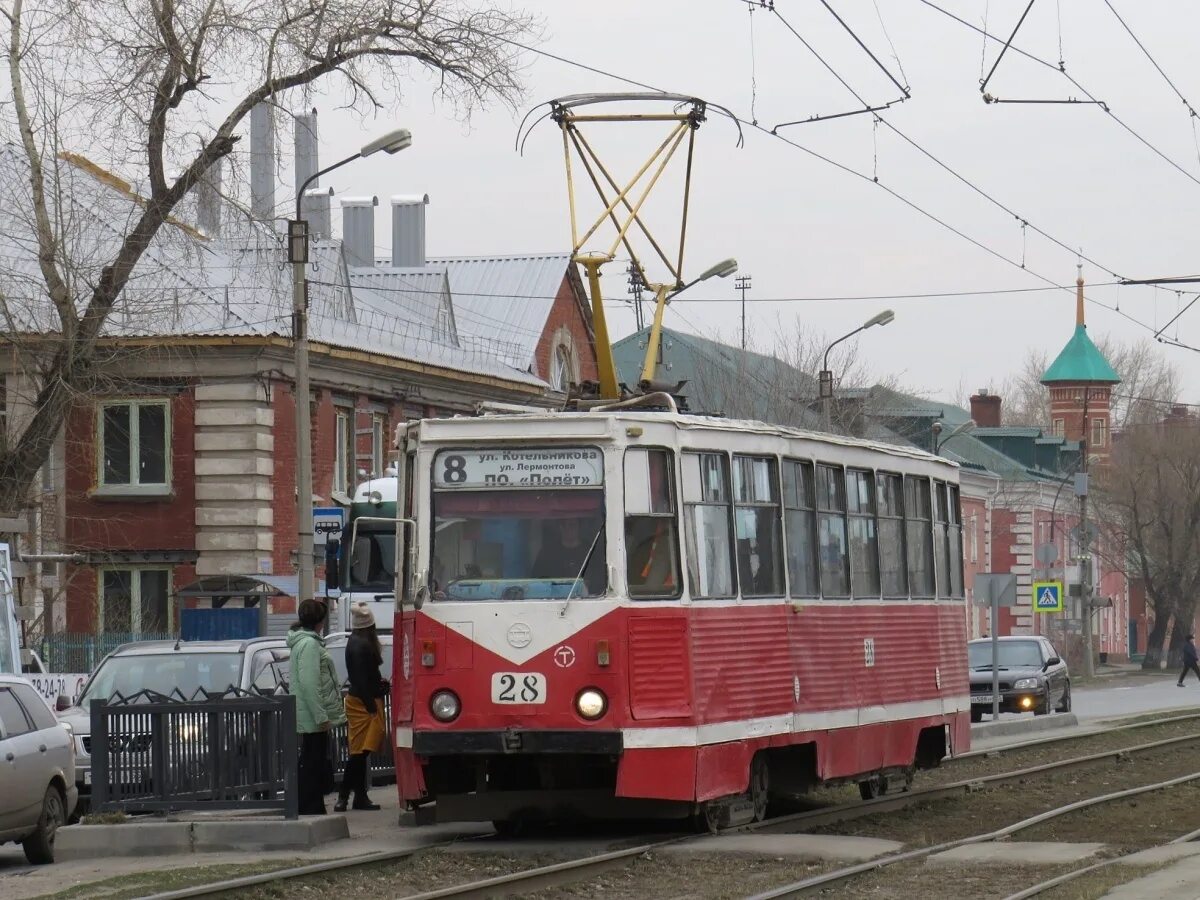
[0,137,598,639]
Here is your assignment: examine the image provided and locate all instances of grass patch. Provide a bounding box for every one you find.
[79,812,127,826]
[31,860,303,900]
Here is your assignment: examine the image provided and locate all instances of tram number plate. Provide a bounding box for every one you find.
[491,673,547,705]
[970,695,995,704]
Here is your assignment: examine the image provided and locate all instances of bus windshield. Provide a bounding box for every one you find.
[430,447,607,600]
[344,528,396,593]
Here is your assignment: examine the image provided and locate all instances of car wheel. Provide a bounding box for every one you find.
[1033,697,1049,716]
[23,785,66,865]
[1057,682,1072,713]
[858,775,887,801]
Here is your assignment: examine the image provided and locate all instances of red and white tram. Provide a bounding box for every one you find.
[389,406,969,829]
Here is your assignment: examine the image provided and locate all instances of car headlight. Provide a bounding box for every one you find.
[575,688,607,721]
[1014,678,1040,690]
[430,690,460,722]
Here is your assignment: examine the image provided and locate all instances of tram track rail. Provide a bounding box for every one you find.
[133,710,1200,900]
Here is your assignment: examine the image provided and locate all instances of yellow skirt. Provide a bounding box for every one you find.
[345,694,386,755]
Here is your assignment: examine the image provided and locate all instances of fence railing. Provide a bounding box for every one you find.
[90,688,298,818]
[43,632,176,674]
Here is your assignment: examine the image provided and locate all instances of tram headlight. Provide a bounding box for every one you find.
[575,688,607,721]
[1013,678,1040,690]
[430,690,461,722]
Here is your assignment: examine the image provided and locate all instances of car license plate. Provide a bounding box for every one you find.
[490,672,547,704]
[970,695,995,704]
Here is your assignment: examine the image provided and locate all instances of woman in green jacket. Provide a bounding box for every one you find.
[287,599,346,815]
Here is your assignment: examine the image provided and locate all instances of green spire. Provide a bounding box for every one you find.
[1040,324,1120,384]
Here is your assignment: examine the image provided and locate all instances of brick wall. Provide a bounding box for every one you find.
[534,275,598,385]
[271,380,298,575]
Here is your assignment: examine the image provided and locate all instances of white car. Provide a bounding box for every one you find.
[0,674,77,864]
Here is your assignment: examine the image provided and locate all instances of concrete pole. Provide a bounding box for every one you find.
[293,253,315,608]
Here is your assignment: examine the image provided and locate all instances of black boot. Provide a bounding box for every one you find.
[351,753,381,811]
[333,756,353,813]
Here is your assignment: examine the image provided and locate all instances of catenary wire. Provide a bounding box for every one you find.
[1101,0,1197,118]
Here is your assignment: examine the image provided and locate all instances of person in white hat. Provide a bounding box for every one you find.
[335,601,389,811]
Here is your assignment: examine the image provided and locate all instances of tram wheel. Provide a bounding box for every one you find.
[858,776,886,801]
[750,755,769,823]
[492,819,523,838]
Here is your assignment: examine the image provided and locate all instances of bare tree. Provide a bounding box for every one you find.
[990,339,1180,430]
[0,0,533,511]
[1095,422,1200,669]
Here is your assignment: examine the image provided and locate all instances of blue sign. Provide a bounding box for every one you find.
[313,507,345,546]
[1033,581,1063,613]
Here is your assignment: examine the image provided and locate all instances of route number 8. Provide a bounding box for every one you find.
[443,454,467,484]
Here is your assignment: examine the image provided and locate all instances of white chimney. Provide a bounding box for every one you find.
[391,194,428,267]
[304,186,333,239]
[249,103,275,220]
[341,196,378,268]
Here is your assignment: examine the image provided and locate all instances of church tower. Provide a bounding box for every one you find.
[1040,267,1121,463]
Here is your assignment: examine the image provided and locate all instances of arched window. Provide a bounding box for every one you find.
[551,342,574,392]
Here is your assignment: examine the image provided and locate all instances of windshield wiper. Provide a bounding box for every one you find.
[559,525,605,618]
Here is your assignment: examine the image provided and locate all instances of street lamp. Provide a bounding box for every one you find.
[289,128,412,607]
[639,259,739,384]
[932,419,976,454]
[818,309,895,432]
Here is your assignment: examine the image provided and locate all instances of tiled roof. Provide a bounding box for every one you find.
[1041,325,1121,384]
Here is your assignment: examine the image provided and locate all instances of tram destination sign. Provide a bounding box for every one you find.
[435,447,603,489]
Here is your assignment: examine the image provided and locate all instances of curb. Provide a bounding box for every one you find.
[970,712,1079,739]
[57,815,349,859]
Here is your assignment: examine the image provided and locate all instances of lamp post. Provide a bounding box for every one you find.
[819,310,895,432]
[639,258,739,385]
[289,128,412,607]
[932,419,976,454]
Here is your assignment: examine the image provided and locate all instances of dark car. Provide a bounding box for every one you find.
[968,636,1071,722]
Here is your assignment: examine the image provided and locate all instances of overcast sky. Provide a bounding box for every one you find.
[276,1,1200,407]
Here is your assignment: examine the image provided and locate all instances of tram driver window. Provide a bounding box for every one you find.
[624,449,681,598]
[732,455,784,597]
[682,453,735,598]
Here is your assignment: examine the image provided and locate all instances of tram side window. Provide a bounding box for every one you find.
[947,484,964,598]
[625,448,681,598]
[846,470,880,598]
[905,476,934,597]
[933,481,950,597]
[816,464,850,597]
[732,456,784,597]
[682,453,735,598]
[782,460,819,597]
[877,473,907,597]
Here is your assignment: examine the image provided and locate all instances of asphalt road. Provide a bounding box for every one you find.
[1073,673,1200,721]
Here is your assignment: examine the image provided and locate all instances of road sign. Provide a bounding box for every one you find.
[974,573,1018,607]
[312,507,345,546]
[1070,523,1100,546]
[1033,581,1064,613]
[1035,542,1059,566]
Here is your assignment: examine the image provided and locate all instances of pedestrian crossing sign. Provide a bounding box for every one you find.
[1032,581,1063,613]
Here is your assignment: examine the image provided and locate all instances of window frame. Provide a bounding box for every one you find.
[623,447,683,600]
[875,470,908,599]
[0,687,34,739]
[815,462,851,599]
[95,397,172,495]
[845,468,882,599]
[334,407,354,495]
[782,458,820,599]
[371,413,387,477]
[1052,418,1065,437]
[681,451,737,600]
[1091,417,1107,448]
[946,484,964,599]
[99,566,173,634]
[731,454,785,599]
[904,475,935,599]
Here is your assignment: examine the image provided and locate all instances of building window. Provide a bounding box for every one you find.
[1091,417,1107,448]
[334,409,353,494]
[99,399,169,490]
[624,448,680,598]
[969,514,979,563]
[372,413,386,476]
[101,568,171,634]
[1052,418,1065,437]
[550,342,575,393]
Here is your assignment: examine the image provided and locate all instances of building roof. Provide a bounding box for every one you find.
[1041,324,1121,384]
[425,253,579,373]
[0,145,548,390]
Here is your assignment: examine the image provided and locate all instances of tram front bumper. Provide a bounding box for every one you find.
[413,729,622,755]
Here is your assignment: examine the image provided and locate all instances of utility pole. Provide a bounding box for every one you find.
[1077,387,1096,678]
[735,274,752,349]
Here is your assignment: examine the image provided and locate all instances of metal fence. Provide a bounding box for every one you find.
[42,632,176,674]
[90,688,298,818]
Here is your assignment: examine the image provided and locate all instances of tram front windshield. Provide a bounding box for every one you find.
[430,448,607,600]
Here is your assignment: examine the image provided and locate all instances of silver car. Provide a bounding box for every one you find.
[57,638,289,803]
[0,674,78,864]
